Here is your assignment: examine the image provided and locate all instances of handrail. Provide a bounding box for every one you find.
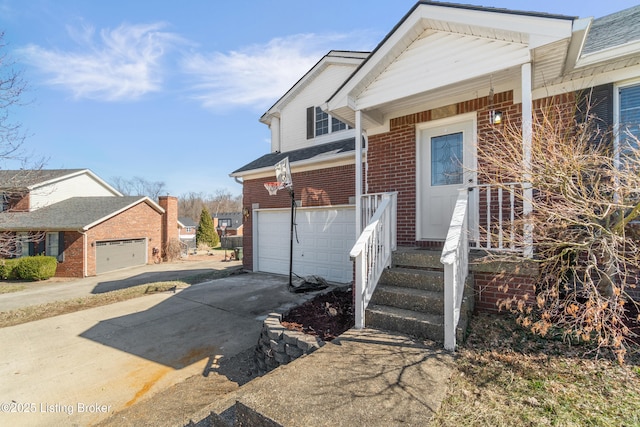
[472,182,527,253]
[350,192,397,329]
[440,188,469,351]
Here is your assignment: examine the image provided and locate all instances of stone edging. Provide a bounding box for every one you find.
[255,312,325,374]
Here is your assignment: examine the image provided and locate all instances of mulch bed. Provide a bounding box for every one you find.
[281,288,354,341]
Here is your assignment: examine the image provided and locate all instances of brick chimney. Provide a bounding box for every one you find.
[158,196,179,248]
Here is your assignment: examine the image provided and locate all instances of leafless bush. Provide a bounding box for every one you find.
[163,238,183,262]
[477,103,640,363]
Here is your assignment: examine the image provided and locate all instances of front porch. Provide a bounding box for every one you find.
[351,189,537,351]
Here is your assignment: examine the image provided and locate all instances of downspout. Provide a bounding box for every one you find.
[80,230,88,277]
[521,62,533,257]
[270,116,281,153]
[355,110,363,236]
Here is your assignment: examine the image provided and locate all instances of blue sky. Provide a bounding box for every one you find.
[1,1,638,197]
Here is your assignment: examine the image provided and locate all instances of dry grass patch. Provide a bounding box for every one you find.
[0,282,184,328]
[0,284,26,294]
[0,268,242,328]
[431,313,640,427]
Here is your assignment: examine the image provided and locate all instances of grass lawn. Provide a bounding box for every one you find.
[0,268,240,328]
[431,313,640,426]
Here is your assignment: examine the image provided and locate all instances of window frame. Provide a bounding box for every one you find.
[308,106,351,139]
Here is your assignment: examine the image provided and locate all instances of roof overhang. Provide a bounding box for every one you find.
[326,2,575,128]
[259,50,369,126]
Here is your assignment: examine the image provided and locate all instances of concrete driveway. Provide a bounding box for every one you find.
[0,272,323,426]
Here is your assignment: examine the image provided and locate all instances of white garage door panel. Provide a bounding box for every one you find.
[256,207,355,283]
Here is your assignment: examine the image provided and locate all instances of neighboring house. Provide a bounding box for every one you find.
[213,212,243,237]
[0,169,180,277]
[232,2,640,347]
[178,217,197,252]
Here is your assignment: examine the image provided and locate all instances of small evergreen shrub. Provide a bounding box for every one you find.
[14,256,58,280]
[0,259,20,280]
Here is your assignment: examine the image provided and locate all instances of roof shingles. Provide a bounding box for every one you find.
[0,196,150,231]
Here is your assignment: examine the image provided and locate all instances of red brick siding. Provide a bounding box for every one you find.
[55,231,85,277]
[473,272,537,313]
[158,196,179,255]
[241,164,355,271]
[84,202,162,277]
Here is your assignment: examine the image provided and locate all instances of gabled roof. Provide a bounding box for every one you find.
[0,169,122,195]
[178,217,197,228]
[231,138,355,176]
[214,212,243,229]
[0,196,162,231]
[259,50,369,126]
[326,1,576,128]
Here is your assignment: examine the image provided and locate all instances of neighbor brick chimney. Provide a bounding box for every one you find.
[158,196,179,248]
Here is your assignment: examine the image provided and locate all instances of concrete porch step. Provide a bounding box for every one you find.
[365,303,444,342]
[187,328,454,427]
[392,248,442,270]
[371,284,444,315]
[379,267,444,292]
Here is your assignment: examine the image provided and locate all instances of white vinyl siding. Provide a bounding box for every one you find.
[356,30,529,111]
[279,64,358,152]
[29,173,118,211]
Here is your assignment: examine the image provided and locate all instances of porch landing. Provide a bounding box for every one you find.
[190,328,454,426]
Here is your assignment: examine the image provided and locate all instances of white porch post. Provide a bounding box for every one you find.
[521,62,534,257]
[355,109,363,237]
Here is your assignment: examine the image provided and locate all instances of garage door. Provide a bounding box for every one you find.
[96,239,147,274]
[256,206,355,283]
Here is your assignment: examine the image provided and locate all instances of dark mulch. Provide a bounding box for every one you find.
[281,288,354,341]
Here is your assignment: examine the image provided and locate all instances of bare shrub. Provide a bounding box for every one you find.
[478,102,640,363]
[163,238,183,262]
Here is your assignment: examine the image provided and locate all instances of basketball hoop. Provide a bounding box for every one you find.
[264,181,282,196]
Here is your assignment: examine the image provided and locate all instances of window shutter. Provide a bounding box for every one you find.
[58,231,65,262]
[576,84,613,147]
[28,242,35,256]
[576,84,613,127]
[306,107,314,139]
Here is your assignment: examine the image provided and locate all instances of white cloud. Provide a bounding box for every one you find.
[18,22,183,101]
[181,31,376,111]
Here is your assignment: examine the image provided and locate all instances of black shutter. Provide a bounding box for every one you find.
[576,84,613,147]
[306,107,314,139]
[58,231,65,262]
[28,242,35,256]
[37,239,45,255]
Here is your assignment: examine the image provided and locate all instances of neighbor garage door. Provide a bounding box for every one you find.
[256,206,355,283]
[96,239,147,274]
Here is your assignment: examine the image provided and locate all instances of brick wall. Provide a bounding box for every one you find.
[159,196,179,252]
[55,231,85,277]
[473,271,537,313]
[241,164,355,271]
[84,202,162,276]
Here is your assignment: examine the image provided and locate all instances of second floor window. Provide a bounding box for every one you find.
[308,106,350,139]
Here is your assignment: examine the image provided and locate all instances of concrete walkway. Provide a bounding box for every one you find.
[192,328,454,427]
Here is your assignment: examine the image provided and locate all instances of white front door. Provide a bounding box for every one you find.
[417,116,475,241]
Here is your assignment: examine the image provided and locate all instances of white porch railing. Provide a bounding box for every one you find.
[350,192,398,329]
[440,188,470,351]
[471,182,527,253]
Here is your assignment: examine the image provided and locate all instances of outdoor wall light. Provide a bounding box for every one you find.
[490,110,503,125]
